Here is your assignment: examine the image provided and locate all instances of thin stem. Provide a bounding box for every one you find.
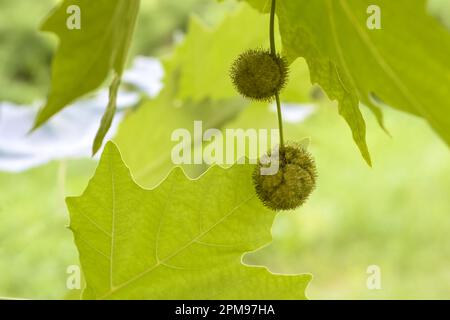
[270,0,285,149]
[270,0,277,55]
[275,93,285,148]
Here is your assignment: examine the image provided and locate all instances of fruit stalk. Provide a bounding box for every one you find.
[270,0,285,149]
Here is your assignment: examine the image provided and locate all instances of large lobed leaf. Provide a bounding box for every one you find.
[66,142,311,299]
[114,3,310,188]
[114,3,314,189]
[244,0,450,165]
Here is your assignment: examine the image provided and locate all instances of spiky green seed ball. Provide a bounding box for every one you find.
[230,49,288,101]
[253,144,317,211]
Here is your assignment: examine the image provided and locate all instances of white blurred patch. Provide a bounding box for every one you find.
[122,56,164,97]
[269,102,315,123]
[0,57,163,173]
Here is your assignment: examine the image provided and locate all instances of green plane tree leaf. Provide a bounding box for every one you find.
[241,0,450,165]
[66,142,311,299]
[34,0,140,154]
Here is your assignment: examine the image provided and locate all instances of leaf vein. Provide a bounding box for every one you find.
[98,194,255,299]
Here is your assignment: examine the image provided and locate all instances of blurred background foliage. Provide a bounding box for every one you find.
[0,0,55,103]
[0,0,449,299]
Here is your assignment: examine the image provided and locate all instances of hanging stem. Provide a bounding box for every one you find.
[270,0,277,56]
[275,93,284,148]
[270,0,285,149]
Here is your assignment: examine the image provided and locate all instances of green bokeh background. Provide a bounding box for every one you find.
[0,0,449,299]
